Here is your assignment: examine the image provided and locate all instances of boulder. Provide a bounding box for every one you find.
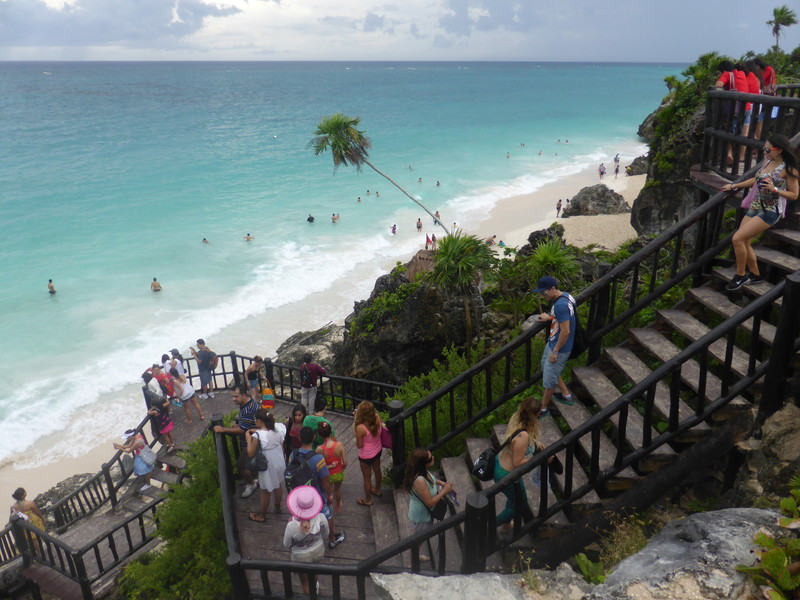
[274,325,345,371]
[637,107,661,142]
[587,508,777,600]
[629,181,703,237]
[625,155,649,176]
[517,225,565,257]
[562,185,630,218]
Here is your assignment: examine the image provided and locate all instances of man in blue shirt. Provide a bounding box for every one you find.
[534,276,577,417]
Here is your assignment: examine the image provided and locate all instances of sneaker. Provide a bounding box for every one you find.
[725,274,750,291]
[139,484,151,492]
[747,272,764,284]
[539,408,549,418]
[328,531,346,549]
[553,393,574,405]
[208,392,216,399]
[199,393,208,400]
[241,483,258,498]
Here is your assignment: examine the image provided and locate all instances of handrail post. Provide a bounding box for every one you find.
[461,492,489,574]
[226,553,250,600]
[102,463,117,509]
[73,551,93,600]
[229,351,239,388]
[587,262,612,363]
[388,400,406,488]
[758,271,800,421]
[9,515,30,568]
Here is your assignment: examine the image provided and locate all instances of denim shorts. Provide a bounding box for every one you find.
[541,348,571,389]
[745,207,780,226]
[199,369,212,386]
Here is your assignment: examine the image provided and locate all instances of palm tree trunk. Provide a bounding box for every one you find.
[364,159,451,236]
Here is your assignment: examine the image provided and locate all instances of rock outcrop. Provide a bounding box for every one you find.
[637,106,661,142]
[629,180,702,237]
[625,155,648,176]
[274,324,345,370]
[562,185,630,218]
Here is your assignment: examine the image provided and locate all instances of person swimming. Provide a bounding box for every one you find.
[151,277,162,292]
[48,279,56,294]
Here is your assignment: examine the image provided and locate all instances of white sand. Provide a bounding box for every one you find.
[0,166,647,505]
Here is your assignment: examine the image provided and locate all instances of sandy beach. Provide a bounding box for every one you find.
[0,164,647,506]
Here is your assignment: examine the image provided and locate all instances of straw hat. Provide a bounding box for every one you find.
[286,486,323,520]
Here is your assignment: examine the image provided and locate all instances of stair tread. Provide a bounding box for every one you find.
[712,266,783,307]
[440,456,475,515]
[753,246,800,272]
[393,488,461,572]
[150,468,180,485]
[544,397,637,487]
[767,228,800,246]
[571,367,675,466]
[497,421,602,510]
[372,494,404,568]
[604,346,710,442]
[656,309,757,378]
[630,328,751,412]
[687,287,776,345]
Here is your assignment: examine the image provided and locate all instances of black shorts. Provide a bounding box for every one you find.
[359,450,382,466]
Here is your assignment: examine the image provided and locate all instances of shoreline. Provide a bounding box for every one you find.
[0,160,647,506]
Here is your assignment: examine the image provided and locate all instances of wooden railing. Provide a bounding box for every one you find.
[184,352,399,414]
[216,127,800,597]
[702,84,800,180]
[0,522,19,566]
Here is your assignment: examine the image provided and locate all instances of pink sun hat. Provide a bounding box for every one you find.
[286,486,323,520]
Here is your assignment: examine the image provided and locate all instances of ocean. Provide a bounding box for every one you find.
[0,61,682,473]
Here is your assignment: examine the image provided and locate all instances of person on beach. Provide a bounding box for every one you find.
[284,403,307,460]
[598,163,606,179]
[151,277,162,292]
[213,383,260,498]
[247,409,287,521]
[425,234,431,250]
[245,356,264,403]
[431,233,438,250]
[391,224,396,235]
[299,354,326,415]
[493,397,544,533]
[416,218,423,232]
[190,339,215,399]
[244,233,254,241]
[614,153,620,166]
[533,276,576,417]
[304,396,335,448]
[354,400,383,507]
[615,164,620,179]
[47,279,56,294]
[485,235,497,245]
[316,421,346,514]
[114,429,154,491]
[434,210,441,225]
[723,134,799,291]
[283,486,329,595]
[170,366,205,422]
[10,488,46,532]
[289,426,346,549]
[556,199,562,218]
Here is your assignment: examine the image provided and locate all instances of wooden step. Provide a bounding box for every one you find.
[629,328,750,420]
[464,438,569,537]
[712,266,782,307]
[686,287,776,346]
[440,456,476,515]
[604,346,709,443]
[571,367,675,473]
[656,309,757,379]
[767,228,800,248]
[392,488,461,572]
[372,494,404,568]
[539,398,637,490]
[150,468,180,486]
[754,247,800,273]
[497,421,603,516]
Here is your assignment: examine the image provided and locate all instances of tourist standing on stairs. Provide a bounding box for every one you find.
[534,276,577,417]
[190,339,216,399]
[213,384,260,498]
[353,400,383,507]
[724,134,799,291]
[299,353,326,415]
[247,409,287,521]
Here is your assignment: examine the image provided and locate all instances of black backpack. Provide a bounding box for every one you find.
[300,364,313,388]
[471,428,525,481]
[284,450,316,492]
[566,296,589,359]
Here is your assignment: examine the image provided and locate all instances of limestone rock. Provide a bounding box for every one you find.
[630,181,703,237]
[562,185,630,218]
[637,107,661,142]
[274,325,345,370]
[517,225,564,257]
[760,403,800,463]
[587,508,779,600]
[626,155,649,176]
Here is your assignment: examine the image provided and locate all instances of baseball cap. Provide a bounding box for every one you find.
[533,276,558,293]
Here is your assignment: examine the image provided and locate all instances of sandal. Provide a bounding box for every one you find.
[248,512,266,522]
[356,498,373,507]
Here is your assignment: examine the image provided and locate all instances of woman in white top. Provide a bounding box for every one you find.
[246,409,287,521]
[169,367,205,422]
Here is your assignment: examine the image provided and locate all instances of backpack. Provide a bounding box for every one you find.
[209,351,219,371]
[284,450,317,492]
[471,428,525,481]
[566,296,589,360]
[300,364,312,388]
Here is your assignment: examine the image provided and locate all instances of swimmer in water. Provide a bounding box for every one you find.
[48,279,56,294]
[151,277,162,292]
[244,233,254,241]
[202,238,209,244]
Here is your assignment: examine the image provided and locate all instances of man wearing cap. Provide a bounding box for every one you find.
[533,276,576,417]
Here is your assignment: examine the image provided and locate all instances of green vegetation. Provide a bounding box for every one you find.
[311,113,448,235]
[737,473,800,599]
[350,281,422,338]
[116,434,230,600]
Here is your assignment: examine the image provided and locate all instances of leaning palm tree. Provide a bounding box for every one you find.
[429,230,495,361]
[311,114,449,235]
[767,5,797,50]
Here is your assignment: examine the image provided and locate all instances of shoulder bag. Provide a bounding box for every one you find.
[471,428,526,481]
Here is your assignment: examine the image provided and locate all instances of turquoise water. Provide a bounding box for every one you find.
[0,61,681,467]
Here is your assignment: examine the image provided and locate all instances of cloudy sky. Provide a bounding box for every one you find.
[1,0,798,62]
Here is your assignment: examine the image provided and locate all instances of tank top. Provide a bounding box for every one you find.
[319,440,343,475]
[754,160,787,216]
[357,419,382,459]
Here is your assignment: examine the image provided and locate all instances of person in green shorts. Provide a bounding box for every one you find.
[316,422,347,514]
[303,396,335,447]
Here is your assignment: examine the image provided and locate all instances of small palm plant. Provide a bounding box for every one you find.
[311,113,449,235]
